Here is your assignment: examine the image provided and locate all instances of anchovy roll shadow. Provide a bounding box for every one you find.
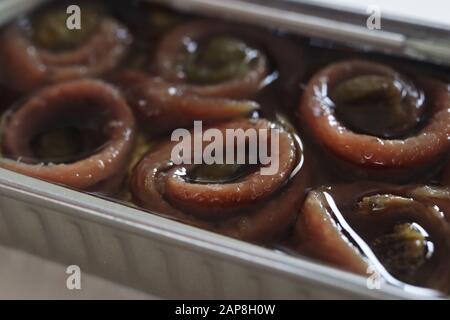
[0,3,132,92]
[115,20,302,135]
[0,79,135,194]
[299,60,450,182]
[130,118,310,243]
[293,183,450,294]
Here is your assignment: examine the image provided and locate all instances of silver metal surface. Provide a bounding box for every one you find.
[0,0,49,25]
[0,168,423,299]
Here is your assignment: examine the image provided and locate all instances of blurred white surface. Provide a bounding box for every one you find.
[0,245,155,299]
[308,0,450,28]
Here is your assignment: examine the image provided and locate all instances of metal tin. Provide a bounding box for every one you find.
[157,0,450,66]
[0,0,446,299]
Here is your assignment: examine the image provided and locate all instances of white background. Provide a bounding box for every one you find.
[308,0,450,28]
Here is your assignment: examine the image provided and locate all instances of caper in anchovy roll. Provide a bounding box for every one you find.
[0,79,135,194]
[0,2,132,92]
[299,60,450,182]
[115,20,303,135]
[130,118,310,243]
[293,183,450,294]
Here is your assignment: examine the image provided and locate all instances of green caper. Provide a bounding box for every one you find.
[32,127,84,163]
[187,163,252,184]
[183,36,256,84]
[371,223,430,281]
[32,5,100,51]
[330,75,421,138]
[358,194,414,212]
[148,8,180,33]
[331,75,401,105]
